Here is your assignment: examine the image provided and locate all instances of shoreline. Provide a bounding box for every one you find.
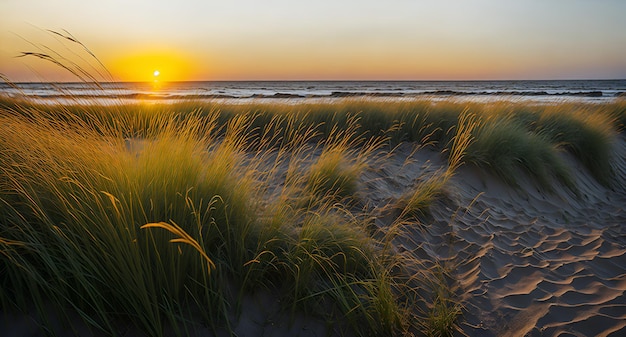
[2,95,624,108]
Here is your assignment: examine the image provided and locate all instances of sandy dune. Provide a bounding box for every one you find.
[362,136,626,336]
[3,133,625,336]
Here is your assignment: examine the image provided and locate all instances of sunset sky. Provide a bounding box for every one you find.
[1,0,625,82]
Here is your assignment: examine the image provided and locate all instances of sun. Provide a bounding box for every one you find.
[108,48,198,82]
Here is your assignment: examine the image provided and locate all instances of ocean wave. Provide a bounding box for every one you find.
[3,90,617,100]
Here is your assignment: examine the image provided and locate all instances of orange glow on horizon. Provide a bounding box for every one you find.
[1,2,625,82]
[107,48,198,82]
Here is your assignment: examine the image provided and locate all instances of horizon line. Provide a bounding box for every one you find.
[5,78,626,84]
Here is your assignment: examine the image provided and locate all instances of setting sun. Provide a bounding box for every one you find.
[106,48,196,82]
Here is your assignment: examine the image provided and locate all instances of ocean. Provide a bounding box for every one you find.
[1,80,625,104]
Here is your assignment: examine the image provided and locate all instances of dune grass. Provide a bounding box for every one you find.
[0,101,411,336]
[0,110,260,335]
[2,95,621,185]
[0,94,623,336]
[533,105,616,186]
[395,111,477,217]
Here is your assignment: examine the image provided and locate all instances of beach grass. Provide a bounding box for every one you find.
[2,96,620,182]
[0,95,623,336]
[0,99,408,336]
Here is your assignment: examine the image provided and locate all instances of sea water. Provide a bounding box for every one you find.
[1,80,625,105]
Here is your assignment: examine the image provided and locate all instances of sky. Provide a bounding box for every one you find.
[1,0,625,82]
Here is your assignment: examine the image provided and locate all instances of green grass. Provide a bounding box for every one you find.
[422,265,463,337]
[396,111,477,217]
[533,105,616,186]
[0,111,261,334]
[2,96,620,186]
[0,95,623,336]
[0,101,408,336]
[466,115,572,188]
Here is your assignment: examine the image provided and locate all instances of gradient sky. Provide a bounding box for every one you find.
[1,0,625,82]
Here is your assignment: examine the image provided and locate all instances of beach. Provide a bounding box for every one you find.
[1,97,625,336]
[3,0,626,333]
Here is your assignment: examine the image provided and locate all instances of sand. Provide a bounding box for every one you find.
[3,134,625,336]
[360,135,626,336]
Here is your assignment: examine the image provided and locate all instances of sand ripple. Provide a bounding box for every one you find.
[364,136,626,336]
